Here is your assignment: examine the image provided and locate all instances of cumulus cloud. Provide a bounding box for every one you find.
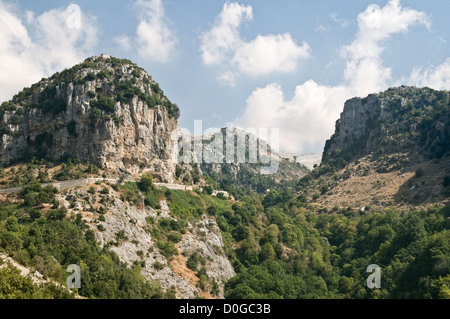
[200,1,252,65]
[201,1,310,84]
[409,58,450,90]
[233,34,311,77]
[0,1,98,102]
[135,0,176,62]
[233,81,350,153]
[342,0,430,95]
[233,0,436,154]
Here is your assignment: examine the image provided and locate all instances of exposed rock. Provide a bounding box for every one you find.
[322,86,450,165]
[57,187,235,299]
[0,55,179,182]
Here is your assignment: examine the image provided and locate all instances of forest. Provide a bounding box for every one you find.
[0,176,448,299]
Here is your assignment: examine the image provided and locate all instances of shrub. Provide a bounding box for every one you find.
[85,73,96,81]
[96,70,112,80]
[415,168,424,178]
[187,253,201,271]
[138,172,155,192]
[9,114,21,125]
[67,120,77,136]
[167,231,182,243]
[156,241,177,259]
[153,261,165,270]
[91,96,116,113]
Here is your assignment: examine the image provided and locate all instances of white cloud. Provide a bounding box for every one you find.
[232,34,311,76]
[342,0,430,96]
[315,25,328,32]
[200,1,252,65]
[0,1,98,102]
[201,1,310,83]
[233,0,436,154]
[409,58,450,90]
[113,34,131,51]
[217,71,237,87]
[330,13,351,28]
[234,81,349,153]
[135,0,176,62]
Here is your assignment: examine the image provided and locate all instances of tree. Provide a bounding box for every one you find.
[260,242,276,261]
[138,172,155,192]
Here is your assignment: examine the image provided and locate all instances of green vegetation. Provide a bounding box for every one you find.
[0,266,75,299]
[323,87,450,168]
[138,172,155,192]
[221,189,450,299]
[66,120,77,136]
[165,190,205,219]
[33,85,67,114]
[0,181,173,299]
[90,96,116,113]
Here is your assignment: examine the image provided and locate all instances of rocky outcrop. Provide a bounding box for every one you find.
[57,186,235,299]
[322,86,450,165]
[322,93,381,163]
[0,54,179,182]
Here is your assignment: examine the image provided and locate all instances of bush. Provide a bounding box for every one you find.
[85,73,96,81]
[415,168,424,178]
[9,114,21,125]
[187,253,201,271]
[138,172,155,192]
[67,120,77,136]
[156,241,177,259]
[153,261,165,270]
[90,96,116,113]
[167,231,182,243]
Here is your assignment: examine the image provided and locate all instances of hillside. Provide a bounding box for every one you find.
[303,86,450,209]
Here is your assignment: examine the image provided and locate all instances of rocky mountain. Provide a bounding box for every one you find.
[197,127,309,194]
[305,86,450,209]
[323,86,449,165]
[0,54,179,182]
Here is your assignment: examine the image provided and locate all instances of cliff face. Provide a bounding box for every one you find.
[0,54,179,182]
[322,86,450,165]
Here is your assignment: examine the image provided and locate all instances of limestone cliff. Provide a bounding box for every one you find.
[322,86,450,165]
[0,54,180,182]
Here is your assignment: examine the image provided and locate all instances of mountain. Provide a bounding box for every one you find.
[0,54,179,182]
[323,86,449,164]
[303,86,450,209]
[196,127,309,195]
[0,58,449,300]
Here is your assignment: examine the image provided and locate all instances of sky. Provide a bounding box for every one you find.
[0,0,449,154]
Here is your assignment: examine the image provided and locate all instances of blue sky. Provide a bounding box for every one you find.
[1,0,449,153]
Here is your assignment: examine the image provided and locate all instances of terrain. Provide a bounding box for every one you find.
[0,56,448,299]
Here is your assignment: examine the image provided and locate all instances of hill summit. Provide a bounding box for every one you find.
[0,54,180,182]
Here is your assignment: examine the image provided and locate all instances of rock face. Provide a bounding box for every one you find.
[322,86,450,165]
[322,93,381,163]
[57,186,235,299]
[0,54,179,182]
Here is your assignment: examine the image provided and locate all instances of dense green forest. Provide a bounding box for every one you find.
[0,177,448,299]
[221,193,450,299]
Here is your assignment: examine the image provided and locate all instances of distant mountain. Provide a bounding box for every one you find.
[193,127,310,195]
[279,152,321,170]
